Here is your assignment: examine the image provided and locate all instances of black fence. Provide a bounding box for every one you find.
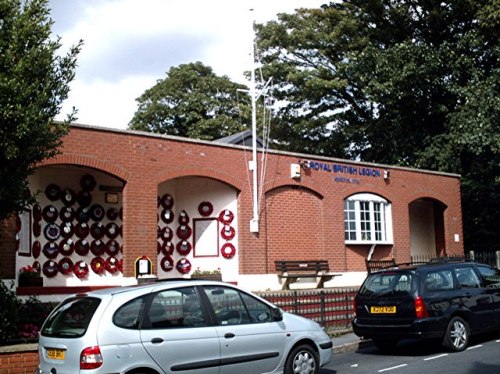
[257,287,358,333]
[411,250,500,269]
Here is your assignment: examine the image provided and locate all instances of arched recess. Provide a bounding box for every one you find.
[156,176,240,282]
[264,185,324,268]
[19,163,127,287]
[409,198,447,261]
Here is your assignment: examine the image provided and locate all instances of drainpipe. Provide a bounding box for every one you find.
[367,244,376,261]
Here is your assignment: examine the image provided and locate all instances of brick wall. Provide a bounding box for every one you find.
[2,124,464,280]
[0,348,37,374]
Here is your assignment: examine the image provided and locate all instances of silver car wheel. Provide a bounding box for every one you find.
[443,316,469,352]
[285,345,319,374]
[450,319,467,348]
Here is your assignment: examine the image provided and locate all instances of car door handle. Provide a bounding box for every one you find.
[224,333,235,339]
[151,338,164,344]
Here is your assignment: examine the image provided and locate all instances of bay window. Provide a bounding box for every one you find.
[344,193,393,244]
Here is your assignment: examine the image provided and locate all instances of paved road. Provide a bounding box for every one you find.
[321,331,500,374]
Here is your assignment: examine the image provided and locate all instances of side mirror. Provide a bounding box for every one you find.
[272,307,283,322]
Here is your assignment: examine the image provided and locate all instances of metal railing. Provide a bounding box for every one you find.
[411,250,500,269]
[257,287,358,333]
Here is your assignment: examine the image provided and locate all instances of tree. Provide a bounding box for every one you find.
[0,0,81,221]
[129,62,252,141]
[256,0,499,251]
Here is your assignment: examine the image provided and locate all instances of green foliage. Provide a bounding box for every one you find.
[0,281,20,342]
[257,0,499,251]
[18,296,52,340]
[129,62,252,140]
[0,0,82,221]
[0,282,52,343]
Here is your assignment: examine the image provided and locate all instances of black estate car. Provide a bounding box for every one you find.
[352,260,500,352]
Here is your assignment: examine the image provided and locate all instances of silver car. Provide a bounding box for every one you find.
[35,279,333,373]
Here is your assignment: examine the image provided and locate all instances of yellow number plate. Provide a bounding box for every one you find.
[370,306,396,314]
[46,349,65,360]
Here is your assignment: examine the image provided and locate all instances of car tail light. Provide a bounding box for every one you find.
[80,346,103,370]
[415,296,429,319]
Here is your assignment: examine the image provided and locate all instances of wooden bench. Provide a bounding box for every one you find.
[274,260,341,290]
[365,259,396,274]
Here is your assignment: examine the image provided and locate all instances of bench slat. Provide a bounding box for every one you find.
[274,260,340,290]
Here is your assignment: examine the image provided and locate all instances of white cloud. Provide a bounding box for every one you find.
[51,0,325,129]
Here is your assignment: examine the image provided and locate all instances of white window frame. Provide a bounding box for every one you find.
[344,193,393,245]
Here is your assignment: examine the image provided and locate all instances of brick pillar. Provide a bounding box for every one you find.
[122,178,157,278]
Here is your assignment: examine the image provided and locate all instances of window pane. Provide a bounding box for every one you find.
[344,199,357,241]
[360,202,371,240]
[143,287,207,329]
[114,296,147,329]
[203,286,251,325]
[374,202,382,241]
[455,267,481,288]
[240,293,273,323]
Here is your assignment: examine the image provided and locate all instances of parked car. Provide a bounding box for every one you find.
[352,260,500,352]
[35,279,333,374]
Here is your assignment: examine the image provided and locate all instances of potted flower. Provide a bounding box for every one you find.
[191,267,222,281]
[19,265,43,287]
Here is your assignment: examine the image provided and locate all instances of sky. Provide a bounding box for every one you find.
[48,0,326,129]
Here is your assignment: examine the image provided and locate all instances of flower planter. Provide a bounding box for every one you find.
[19,275,43,287]
[192,274,222,281]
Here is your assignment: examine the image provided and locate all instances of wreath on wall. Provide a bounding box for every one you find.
[178,210,189,225]
[198,201,213,217]
[176,258,191,274]
[218,209,234,225]
[161,241,174,255]
[91,257,106,274]
[160,226,174,242]
[42,242,59,259]
[161,255,174,272]
[58,257,74,276]
[177,225,192,240]
[44,223,60,241]
[59,238,75,256]
[74,261,89,279]
[221,243,236,259]
[220,225,235,241]
[160,193,174,210]
[43,260,59,278]
[160,209,174,224]
[177,240,192,256]
[105,257,120,274]
[106,240,121,256]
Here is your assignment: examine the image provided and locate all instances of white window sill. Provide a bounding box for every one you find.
[345,241,394,245]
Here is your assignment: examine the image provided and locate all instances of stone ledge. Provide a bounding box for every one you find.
[0,343,37,353]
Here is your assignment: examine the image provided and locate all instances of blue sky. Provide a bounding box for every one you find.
[49,0,326,129]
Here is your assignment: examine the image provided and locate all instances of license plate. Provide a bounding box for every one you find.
[46,349,65,360]
[370,306,396,314]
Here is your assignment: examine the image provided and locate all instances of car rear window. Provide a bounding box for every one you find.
[41,296,100,338]
[359,271,415,296]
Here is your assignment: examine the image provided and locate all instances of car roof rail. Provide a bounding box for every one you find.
[155,277,196,282]
[428,256,467,264]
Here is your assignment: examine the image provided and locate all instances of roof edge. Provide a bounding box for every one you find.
[66,122,461,179]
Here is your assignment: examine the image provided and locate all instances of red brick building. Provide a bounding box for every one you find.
[1,124,464,294]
